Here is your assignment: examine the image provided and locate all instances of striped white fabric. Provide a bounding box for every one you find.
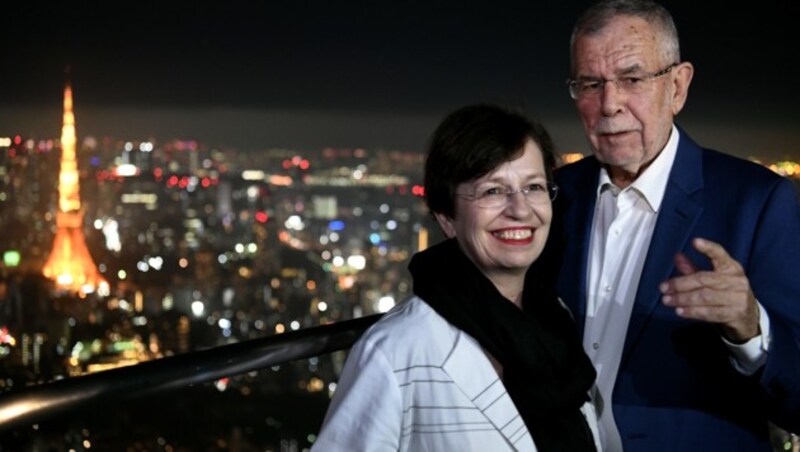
[313,297,600,451]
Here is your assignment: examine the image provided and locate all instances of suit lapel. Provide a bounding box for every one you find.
[621,130,705,363]
[558,158,601,336]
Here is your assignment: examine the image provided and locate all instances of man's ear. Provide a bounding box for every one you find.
[433,212,456,238]
[671,61,694,115]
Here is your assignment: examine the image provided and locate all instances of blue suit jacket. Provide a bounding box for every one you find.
[551,128,800,451]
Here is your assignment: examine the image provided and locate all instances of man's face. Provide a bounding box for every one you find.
[571,15,690,178]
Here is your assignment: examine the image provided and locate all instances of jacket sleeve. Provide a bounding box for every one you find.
[750,177,800,431]
[312,334,404,451]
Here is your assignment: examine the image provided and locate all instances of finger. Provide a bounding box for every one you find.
[662,274,751,321]
[660,252,699,294]
[660,239,744,295]
[673,303,737,323]
[661,271,743,299]
[668,291,760,341]
[673,252,697,276]
[663,274,727,302]
[691,238,739,274]
[661,272,707,297]
[660,264,715,294]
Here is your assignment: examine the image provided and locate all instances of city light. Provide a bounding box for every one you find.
[376,296,396,313]
[2,250,20,267]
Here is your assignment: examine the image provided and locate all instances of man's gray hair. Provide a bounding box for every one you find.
[570,0,681,71]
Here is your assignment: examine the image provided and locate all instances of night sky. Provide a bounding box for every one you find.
[1,0,798,160]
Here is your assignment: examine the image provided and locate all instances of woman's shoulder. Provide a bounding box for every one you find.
[365,296,450,340]
[355,297,460,365]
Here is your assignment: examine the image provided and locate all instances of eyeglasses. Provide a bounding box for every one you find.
[567,62,679,100]
[456,182,559,209]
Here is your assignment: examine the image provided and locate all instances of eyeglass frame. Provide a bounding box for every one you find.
[566,62,680,100]
[455,181,559,209]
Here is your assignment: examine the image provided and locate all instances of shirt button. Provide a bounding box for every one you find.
[592,342,600,350]
[604,285,612,292]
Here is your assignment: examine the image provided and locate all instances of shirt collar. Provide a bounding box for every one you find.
[596,125,679,212]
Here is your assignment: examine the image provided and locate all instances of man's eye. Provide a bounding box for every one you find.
[581,81,602,91]
[527,183,546,192]
[619,76,643,87]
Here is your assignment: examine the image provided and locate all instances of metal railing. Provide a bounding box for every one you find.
[1,312,797,452]
[0,314,381,432]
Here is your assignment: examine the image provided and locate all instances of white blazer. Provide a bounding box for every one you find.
[312,297,601,451]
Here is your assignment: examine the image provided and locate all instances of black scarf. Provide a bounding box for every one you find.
[408,238,597,452]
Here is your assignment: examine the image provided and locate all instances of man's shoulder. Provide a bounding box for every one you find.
[699,147,785,187]
[676,128,778,182]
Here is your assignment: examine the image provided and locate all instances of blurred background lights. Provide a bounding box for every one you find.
[191,301,204,317]
[347,255,366,270]
[377,296,395,313]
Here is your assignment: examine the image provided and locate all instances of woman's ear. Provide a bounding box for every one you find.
[433,212,457,238]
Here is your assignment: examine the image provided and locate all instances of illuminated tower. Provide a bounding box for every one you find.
[42,83,109,297]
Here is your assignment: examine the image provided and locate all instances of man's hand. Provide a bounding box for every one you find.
[659,238,759,343]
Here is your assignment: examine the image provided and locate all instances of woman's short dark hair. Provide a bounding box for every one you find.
[424,104,556,218]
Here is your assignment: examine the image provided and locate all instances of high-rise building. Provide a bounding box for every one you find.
[41,83,109,297]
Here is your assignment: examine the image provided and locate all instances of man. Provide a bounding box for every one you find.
[550,0,800,450]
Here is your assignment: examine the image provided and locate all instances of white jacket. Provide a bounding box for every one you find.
[312,297,601,451]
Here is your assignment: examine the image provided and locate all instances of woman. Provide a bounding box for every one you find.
[312,104,600,451]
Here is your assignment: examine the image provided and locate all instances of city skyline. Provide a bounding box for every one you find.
[1,4,799,446]
[1,1,799,160]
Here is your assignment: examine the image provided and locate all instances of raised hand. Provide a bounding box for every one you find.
[659,238,760,343]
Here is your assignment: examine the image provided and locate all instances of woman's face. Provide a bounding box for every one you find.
[435,139,552,283]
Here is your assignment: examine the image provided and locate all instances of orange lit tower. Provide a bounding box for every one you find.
[42,83,109,297]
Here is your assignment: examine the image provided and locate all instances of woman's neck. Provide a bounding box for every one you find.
[486,271,526,308]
